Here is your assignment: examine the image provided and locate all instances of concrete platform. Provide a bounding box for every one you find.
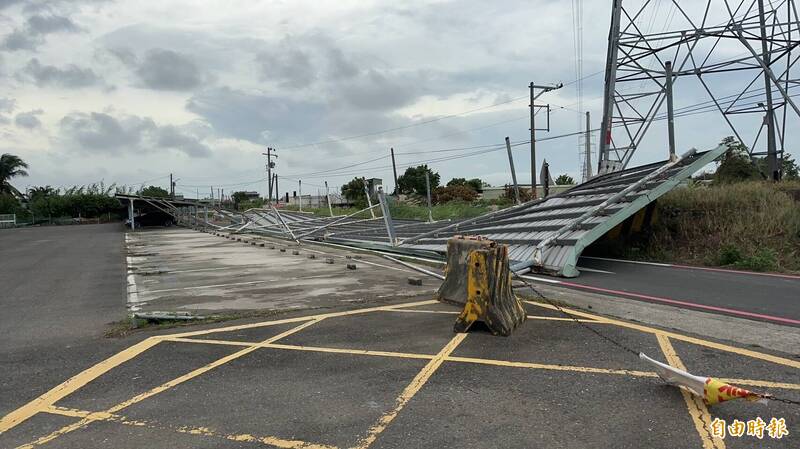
[125,228,436,315]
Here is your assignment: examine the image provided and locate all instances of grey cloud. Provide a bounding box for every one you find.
[336,69,426,111]
[256,41,316,89]
[327,47,359,80]
[0,97,16,113]
[59,111,211,158]
[27,14,80,34]
[186,87,326,143]
[21,58,102,88]
[60,111,154,151]
[156,125,211,157]
[134,49,202,91]
[2,13,82,51]
[14,109,43,128]
[2,29,41,50]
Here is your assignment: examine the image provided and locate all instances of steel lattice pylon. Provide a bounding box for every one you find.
[598,0,800,179]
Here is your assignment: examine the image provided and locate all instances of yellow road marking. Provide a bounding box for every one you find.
[44,406,335,449]
[446,355,659,378]
[386,309,606,322]
[352,333,467,449]
[657,334,725,449]
[0,336,161,435]
[15,319,323,449]
[168,300,438,339]
[163,337,800,390]
[526,301,800,369]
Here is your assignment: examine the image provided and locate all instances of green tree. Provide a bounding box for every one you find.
[714,136,761,184]
[397,165,440,195]
[341,177,368,208]
[447,177,483,192]
[139,185,170,197]
[555,174,575,185]
[0,154,29,196]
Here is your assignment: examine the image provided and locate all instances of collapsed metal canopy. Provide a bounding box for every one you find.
[122,144,726,278]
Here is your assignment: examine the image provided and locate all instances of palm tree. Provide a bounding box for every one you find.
[0,154,29,196]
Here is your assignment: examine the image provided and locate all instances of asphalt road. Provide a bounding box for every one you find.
[529,256,800,326]
[0,224,130,417]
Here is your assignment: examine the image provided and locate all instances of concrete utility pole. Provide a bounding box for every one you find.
[273,174,279,203]
[390,148,399,195]
[529,82,562,198]
[298,180,302,212]
[262,148,277,203]
[424,171,433,223]
[169,173,174,197]
[584,112,592,180]
[665,61,677,161]
[505,137,521,205]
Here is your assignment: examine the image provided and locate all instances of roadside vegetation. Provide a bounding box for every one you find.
[603,137,800,273]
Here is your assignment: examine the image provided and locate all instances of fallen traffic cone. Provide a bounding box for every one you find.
[640,353,766,406]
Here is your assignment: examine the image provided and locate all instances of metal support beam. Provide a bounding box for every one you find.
[363,178,376,219]
[325,181,334,217]
[128,198,135,230]
[377,188,397,246]
[665,61,677,161]
[505,137,521,204]
[598,0,623,172]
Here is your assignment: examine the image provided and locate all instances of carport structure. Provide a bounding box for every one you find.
[211,144,728,277]
[2,298,798,449]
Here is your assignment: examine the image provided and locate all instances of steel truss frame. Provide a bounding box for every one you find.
[599,0,800,179]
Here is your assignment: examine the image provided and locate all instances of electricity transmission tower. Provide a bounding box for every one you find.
[598,0,800,180]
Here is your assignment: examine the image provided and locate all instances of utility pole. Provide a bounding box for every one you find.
[529,82,562,198]
[598,0,623,173]
[324,181,333,216]
[390,147,399,195]
[665,61,677,161]
[169,173,174,197]
[210,186,214,205]
[758,0,779,180]
[505,137,521,205]
[424,171,433,222]
[273,173,279,203]
[262,148,277,203]
[298,180,302,212]
[584,112,592,181]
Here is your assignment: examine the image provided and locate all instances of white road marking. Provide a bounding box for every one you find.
[576,266,615,274]
[581,256,672,267]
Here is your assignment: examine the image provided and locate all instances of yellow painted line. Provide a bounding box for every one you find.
[657,334,725,449]
[446,355,659,378]
[168,299,438,339]
[718,378,800,391]
[43,406,335,449]
[165,337,800,390]
[15,319,324,449]
[385,309,605,322]
[0,336,161,435]
[353,333,468,449]
[526,301,800,369]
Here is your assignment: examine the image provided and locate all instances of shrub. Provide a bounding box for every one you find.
[432,185,477,204]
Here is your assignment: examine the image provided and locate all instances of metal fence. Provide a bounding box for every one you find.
[0,214,16,229]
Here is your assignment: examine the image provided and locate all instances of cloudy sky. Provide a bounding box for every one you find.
[0,0,779,198]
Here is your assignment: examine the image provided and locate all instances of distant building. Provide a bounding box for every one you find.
[240,191,260,200]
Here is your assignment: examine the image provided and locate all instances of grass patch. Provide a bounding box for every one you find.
[285,200,494,221]
[636,181,800,272]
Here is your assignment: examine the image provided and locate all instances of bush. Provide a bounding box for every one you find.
[502,185,533,202]
[644,181,800,272]
[432,185,477,204]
